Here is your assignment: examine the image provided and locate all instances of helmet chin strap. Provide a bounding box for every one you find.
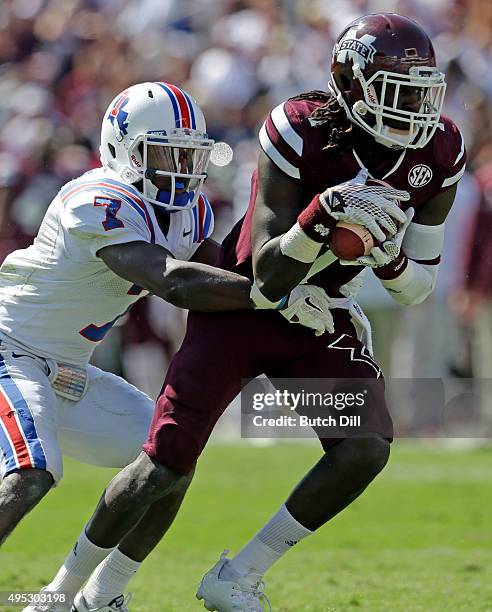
[142,175,193,209]
[374,125,418,149]
[155,189,193,207]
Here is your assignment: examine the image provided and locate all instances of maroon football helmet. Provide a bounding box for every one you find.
[330,13,446,149]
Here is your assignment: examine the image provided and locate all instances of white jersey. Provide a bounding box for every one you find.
[0,167,214,365]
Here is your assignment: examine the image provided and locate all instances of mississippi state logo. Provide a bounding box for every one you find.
[336,29,377,69]
[408,164,433,188]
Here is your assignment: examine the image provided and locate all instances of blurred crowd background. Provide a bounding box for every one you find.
[1,0,492,423]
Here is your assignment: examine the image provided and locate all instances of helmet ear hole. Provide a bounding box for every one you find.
[108,143,116,158]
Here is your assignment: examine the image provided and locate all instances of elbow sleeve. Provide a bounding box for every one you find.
[375,220,444,305]
[379,259,438,305]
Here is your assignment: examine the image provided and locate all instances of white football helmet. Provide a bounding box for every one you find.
[100,82,214,210]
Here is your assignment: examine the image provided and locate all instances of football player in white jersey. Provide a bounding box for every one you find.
[0,80,333,574]
[0,81,249,546]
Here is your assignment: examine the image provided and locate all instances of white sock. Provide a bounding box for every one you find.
[46,530,114,600]
[223,504,312,585]
[83,548,141,606]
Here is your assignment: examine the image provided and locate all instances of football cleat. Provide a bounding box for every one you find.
[22,588,71,612]
[71,592,131,612]
[196,551,271,612]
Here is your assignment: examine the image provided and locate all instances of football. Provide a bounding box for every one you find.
[329,221,374,260]
[329,178,397,260]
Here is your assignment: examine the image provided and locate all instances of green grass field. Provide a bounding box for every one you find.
[1,442,491,612]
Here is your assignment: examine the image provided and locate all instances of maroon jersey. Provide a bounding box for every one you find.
[219,95,466,297]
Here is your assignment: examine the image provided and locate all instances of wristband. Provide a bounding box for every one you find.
[373,251,408,280]
[250,281,288,310]
[297,193,337,242]
[279,223,322,263]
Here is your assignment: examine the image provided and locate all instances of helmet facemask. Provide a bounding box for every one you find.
[127,129,214,211]
[343,64,446,149]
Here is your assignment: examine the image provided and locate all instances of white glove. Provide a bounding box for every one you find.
[280,284,334,336]
[340,208,415,267]
[320,169,410,242]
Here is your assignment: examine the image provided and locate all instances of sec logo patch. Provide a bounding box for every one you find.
[408,164,433,187]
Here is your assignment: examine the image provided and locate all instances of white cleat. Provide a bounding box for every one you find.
[22,588,71,612]
[196,551,271,612]
[71,592,131,612]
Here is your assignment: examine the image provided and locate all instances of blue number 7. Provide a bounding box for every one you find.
[94,196,125,231]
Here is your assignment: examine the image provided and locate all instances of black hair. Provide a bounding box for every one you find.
[288,90,355,157]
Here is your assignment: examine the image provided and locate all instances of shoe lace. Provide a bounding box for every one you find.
[231,580,271,612]
[254,580,272,612]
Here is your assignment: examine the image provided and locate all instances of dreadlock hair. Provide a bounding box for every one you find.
[289,90,355,158]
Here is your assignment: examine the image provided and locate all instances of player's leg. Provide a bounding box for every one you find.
[65,311,265,610]
[280,331,391,530]
[0,469,53,545]
[42,367,158,604]
[199,325,391,609]
[0,348,61,545]
[72,462,195,611]
[118,465,195,560]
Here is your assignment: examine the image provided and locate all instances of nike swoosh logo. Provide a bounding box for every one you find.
[183,229,192,237]
[305,296,322,312]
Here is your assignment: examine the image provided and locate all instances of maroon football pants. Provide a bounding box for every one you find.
[143,308,392,475]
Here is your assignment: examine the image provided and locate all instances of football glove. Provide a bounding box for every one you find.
[340,208,415,267]
[280,284,334,336]
[319,169,410,243]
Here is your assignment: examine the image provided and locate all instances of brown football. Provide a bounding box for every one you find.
[329,178,397,260]
[329,221,374,260]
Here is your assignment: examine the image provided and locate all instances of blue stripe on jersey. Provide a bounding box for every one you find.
[65,186,145,222]
[61,179,155,243]
[0,416,17,472]
[0,356,47,470]
[192,203,199,242]
[96,179,156,243]
[201,194,213,239]
[154,82,181,127]
[61,175,144,207]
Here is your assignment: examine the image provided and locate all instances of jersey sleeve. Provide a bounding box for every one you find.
[434,117,467,192]
[259,100,305,179]
[61,189,154,258]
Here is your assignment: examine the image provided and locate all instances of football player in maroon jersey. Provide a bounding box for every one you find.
[47,14,466,612]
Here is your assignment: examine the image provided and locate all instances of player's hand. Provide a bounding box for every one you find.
[280,284,334,336]
[340,208,415,267]
[320,169,410,242]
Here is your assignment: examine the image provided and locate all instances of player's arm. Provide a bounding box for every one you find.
[370,185,457,306]
[189,238,220,266]
[252,152,408,304]
[97,241,252,312]
[252,152,316,302]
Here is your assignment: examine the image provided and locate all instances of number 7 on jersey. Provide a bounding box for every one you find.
[94,196,125,231]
